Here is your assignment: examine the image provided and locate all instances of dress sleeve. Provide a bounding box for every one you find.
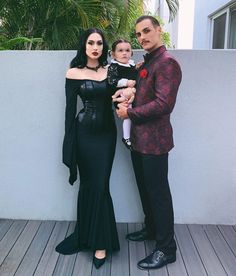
[62,79,78,185]
[107,63,119,87]
[117,78,128,87]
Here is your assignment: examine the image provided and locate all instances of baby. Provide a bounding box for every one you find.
[108,39,137,150]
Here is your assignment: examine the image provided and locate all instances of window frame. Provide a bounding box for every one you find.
[209,1,236,49]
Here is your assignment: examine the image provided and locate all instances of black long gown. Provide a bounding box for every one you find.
[56,78,120,254]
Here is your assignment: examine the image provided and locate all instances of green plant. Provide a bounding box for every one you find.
[0,35,43,50]
[0,0,144,50]
[166,0,179,22]
[0,0,178,50]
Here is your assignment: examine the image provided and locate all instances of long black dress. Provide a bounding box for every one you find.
[56,78,120,254]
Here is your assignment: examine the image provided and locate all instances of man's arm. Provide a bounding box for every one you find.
[128,58,182,124]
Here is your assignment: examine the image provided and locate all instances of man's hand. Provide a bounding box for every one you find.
[116,102,129,119]
[135,61,144,69]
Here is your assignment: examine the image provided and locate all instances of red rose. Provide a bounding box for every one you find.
[139,68,148,78]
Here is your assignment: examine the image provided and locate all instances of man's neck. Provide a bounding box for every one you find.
[146,44,164,54]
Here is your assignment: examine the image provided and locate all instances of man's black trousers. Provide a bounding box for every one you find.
[131,151,177,254]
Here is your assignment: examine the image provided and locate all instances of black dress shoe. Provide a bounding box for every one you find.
[126,228,154,242]
[93,256,106,269]
[137,250,176,270]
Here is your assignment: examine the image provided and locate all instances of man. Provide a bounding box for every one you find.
[116,15,182,270]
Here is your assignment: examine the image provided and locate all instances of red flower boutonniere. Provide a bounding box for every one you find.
[139,68,148,79]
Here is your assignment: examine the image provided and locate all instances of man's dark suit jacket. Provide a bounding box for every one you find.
[127,45,182,155]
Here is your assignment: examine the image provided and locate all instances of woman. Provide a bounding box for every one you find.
[55,28,120,269]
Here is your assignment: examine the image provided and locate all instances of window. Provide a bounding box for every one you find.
[229,8,236,48]
[212,13,227,48]
[210,2,236,49]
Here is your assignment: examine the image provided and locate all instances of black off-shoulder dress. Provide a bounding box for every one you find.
[56,78,120,254]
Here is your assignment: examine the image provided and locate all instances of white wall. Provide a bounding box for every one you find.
[176,0,195,49]
[149,0,231,49]
[0,50,236,224]
[147,0,195,49]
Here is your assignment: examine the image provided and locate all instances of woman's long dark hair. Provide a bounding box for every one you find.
[70,28,108,68]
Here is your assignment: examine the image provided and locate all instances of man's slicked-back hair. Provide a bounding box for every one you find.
[135,15,160,27]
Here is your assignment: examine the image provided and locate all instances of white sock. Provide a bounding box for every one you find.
[123,118,131,139]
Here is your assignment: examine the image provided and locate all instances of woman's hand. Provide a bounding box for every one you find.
[112,89,126,102]
[112,87,135,103]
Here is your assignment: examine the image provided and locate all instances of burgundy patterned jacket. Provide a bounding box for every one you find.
[127,45,182,155]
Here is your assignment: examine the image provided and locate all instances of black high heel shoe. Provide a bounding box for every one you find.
[93,256,106,269]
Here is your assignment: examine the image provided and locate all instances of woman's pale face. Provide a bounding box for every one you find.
[86,33,103,61]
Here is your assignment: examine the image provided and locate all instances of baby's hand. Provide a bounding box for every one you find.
[136,61,144,69]
[122,87,136,99]
[127,80,136,88]
[127,94,135,104]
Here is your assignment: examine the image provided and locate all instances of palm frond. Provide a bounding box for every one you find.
[0,36,42,50]
[0,0,148,49]
[165,0,179,22]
